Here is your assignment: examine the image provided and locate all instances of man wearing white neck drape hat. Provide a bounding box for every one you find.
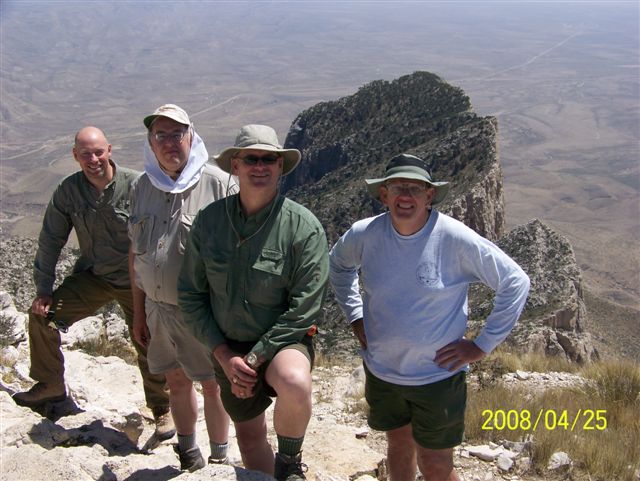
[128,104,236,472]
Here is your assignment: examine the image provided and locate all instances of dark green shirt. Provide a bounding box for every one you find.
[34,161,139,295]
[178,194,329,362]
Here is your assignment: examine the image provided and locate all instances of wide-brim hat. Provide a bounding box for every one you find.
[144,104,191,129]
[365,153,450,205]
[215,124,301,175]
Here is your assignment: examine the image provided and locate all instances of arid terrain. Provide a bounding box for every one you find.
[1,3,638,354]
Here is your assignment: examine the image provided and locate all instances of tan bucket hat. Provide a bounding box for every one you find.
[366,153,450,205]
[215,124,301,175]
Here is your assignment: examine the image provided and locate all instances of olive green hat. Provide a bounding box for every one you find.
[365,153,450,205]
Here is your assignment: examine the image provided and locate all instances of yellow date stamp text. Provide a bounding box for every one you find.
[481,409,607,431]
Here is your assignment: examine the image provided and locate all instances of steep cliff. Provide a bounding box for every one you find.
[284,71,505,243]
[479,219,598,362]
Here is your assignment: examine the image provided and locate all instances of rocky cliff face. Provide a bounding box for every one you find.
[284,71,505,243]
[481,219,598,363]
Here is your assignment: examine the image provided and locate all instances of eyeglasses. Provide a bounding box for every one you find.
[151,129,189,144]
[384,183,428,197]
[240,154,280,165]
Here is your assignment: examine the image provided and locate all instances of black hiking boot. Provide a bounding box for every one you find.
[274,452,308,481]
[173,444,205,472]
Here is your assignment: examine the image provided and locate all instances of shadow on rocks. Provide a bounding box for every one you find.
[30,394,84,422]
[31,418,141,456]
[120,465,182,481]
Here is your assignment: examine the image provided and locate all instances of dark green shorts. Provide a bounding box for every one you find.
[213,337,314,423]
[364,364,466,449]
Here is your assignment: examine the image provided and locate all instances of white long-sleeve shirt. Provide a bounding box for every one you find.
[329,210,530,385]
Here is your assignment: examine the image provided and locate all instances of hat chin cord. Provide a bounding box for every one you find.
[224,173,280,248]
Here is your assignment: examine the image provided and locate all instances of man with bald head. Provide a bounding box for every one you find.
[13,127,174,441]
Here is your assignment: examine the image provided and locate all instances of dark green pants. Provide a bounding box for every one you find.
[28,271,169,411]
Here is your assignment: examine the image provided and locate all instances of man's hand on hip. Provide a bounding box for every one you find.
[351,318,367,350]
[435,339,486,372]
[31,295,53,317]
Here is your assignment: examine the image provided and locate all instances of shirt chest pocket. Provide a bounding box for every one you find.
[71,208,91,242]
[178,214,195,255]
[129,214,155,255]
[253,248,284,277]
[249,248,288,307]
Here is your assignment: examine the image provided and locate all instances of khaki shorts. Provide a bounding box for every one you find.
[214,337,314,423]
[145,299,215,381]
[364,364,466,449]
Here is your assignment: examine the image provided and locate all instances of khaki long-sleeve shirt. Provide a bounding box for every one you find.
[129,163,237,305]
[34,161,139,296]
[178,194,329,362]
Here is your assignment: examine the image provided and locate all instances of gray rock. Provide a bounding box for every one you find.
[476,220,598,363]
[515,456,531,473]
[496,453,514,472]
[468,444,503,461]
[63,315,103,346]
[547,451,572,470]
[344,366,365,399]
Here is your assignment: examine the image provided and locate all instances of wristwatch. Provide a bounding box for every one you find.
[245,352,259,368]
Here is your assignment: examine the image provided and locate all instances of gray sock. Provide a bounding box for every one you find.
[210,441,229,460]
[177,433,196,452]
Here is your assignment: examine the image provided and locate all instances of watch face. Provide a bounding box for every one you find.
[247,352,257,366]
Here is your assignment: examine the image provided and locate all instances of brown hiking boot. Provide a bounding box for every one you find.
[153,409,176,441]
[173,444,205,472]
[274,452,308,481]
[13,382,67,408]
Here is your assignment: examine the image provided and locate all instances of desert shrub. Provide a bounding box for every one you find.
[581,358,640,406]
[0,315,14,348]
[489,347,579,374]
[76,337,137,365]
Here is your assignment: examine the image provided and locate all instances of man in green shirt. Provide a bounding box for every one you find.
[178,124,329,481]
[13,126,173,441]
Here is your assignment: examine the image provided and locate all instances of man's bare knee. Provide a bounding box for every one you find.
[266,350,312,400]
[164,368,193,393]
[200,378,221,398]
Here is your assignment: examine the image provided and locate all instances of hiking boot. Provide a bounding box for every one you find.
[208,455,229,465]
[153,409,176,441]
[173,444,206,472]
[274,452,308,481]
[13,382,67,408]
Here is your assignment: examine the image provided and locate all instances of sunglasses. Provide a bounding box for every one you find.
[240,154,280,165]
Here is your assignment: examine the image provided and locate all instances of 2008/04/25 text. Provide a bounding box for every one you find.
[481,409,607,431]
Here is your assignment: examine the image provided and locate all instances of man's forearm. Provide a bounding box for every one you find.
[128,247,146,317]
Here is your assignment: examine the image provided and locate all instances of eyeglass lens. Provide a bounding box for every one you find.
[387,184,426,197]
[154,130,187,143]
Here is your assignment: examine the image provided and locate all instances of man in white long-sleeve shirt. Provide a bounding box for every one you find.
[329,153,530,481]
